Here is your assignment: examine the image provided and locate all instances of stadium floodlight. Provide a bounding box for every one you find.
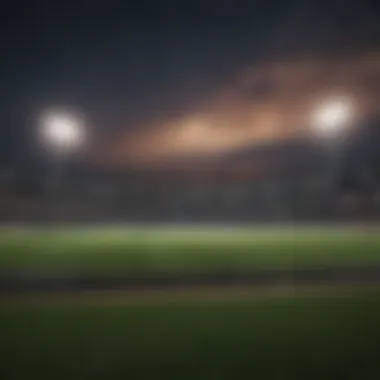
[309,96,356,197]
[39,111,86,155]
[38,110,87,223]
[311,97,354,139]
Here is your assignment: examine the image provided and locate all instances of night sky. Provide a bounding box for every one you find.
[1,0,379,172]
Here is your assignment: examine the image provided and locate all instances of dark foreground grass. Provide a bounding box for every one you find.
[1,289,380,379]
[0,227,380,276]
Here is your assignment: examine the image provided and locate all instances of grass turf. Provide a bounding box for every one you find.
[1,289,380,379]
[0,226,380,275]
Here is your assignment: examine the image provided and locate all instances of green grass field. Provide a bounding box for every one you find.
[1,289,380,379]
[2,226,380,379]
[0,226,379,275]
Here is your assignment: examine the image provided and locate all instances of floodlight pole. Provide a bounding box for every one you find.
[324,138,344,184]
[48,150,67,225]
[319,135,347,219]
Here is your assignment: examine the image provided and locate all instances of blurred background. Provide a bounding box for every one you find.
[1,0,380,225]
[1,2,380,379]
[1,102,379,225]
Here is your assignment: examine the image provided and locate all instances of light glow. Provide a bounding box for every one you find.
[311,98,354,137]
[40,111,85,153]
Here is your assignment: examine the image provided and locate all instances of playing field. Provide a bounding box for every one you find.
[0,225,379,276]
[1,289,380,380]
[1,226,380,379]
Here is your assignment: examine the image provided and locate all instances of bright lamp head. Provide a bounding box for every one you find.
[311,98,354,138]
[40,111,85,153]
